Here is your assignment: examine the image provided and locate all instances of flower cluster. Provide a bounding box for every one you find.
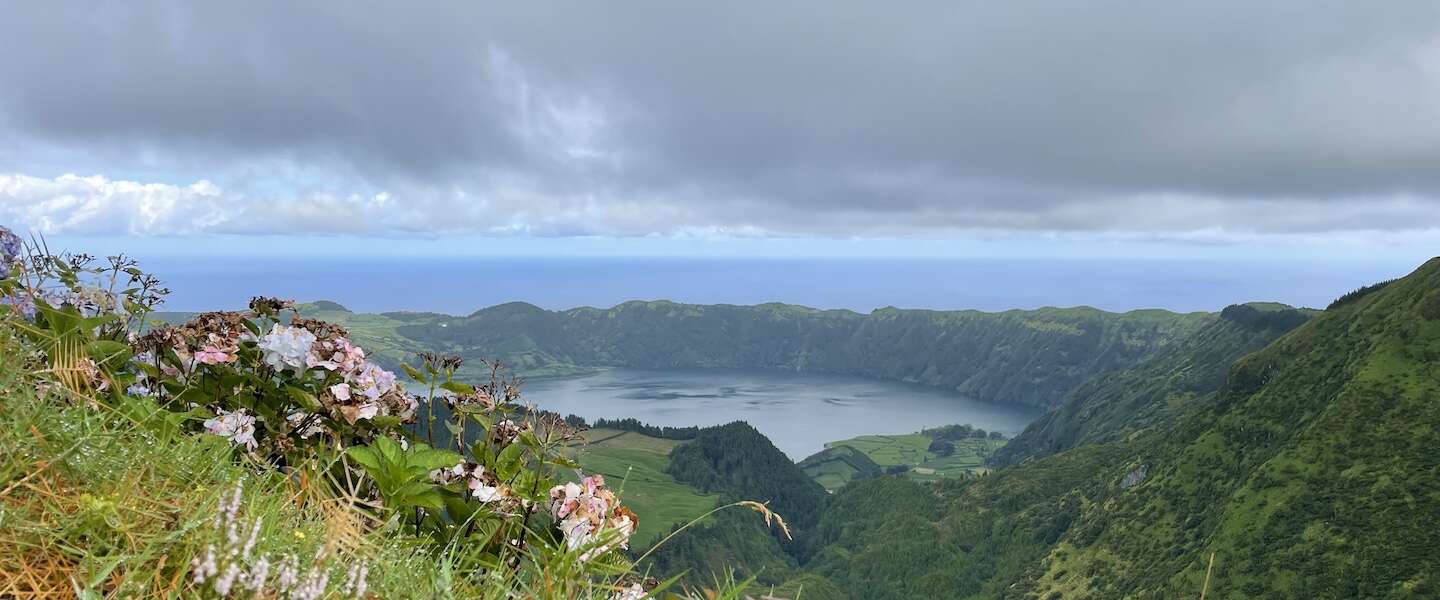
[190,482,369,600]
[204,409,258,450]
[0,225,20,270]
[134,302,417,456]
[547,474,638,560]
[432,461,508,505]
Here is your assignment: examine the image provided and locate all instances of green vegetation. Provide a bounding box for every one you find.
[797,445,883,491]
[992,302,1312,466]
[800,428,1006,491]
[0,234,765,599]
[565,428,719,547]
[169,299,1214,410]
[796,258,1440,599]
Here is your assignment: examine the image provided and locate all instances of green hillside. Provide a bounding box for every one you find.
[164,300,1214,409]
[992,302,1311,466]
[799,258,1440,599]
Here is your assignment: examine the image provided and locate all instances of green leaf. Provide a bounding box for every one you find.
[495,443,525,481]
[373,435,402,464]
[401,362,427,383]
[370,415,403,429]
[468,412,494,432]
[85,340,132,371]
[404,488,446,511]
[440,381,474,396]
[549,455,581,469]
[346,446,381,472]
[284,386,323,412]
[410,448,464,471]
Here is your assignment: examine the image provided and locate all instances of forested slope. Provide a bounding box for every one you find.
[182,301,1212,409]
[798,258,1440,599]
[992,302,1311,466]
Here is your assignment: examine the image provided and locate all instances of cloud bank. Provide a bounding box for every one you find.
[3,2,1440,239]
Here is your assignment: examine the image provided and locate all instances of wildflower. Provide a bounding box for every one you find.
[241,517,262,559]
[275,553,299,591]
[257,324,316,372]
[293,530,306,540]
[341,561,370,599]
[190,544,218,584]
[204,409,258,450]
[126,383,153,397]
[245,556,270,593]
[214,561,242,597]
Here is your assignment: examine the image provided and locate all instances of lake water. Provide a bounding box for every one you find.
[520,368,1044,459]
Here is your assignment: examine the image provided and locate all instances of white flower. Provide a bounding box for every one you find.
[611,583,647,600]
[286,411,325,439]
[348,362,396,399]
[204,408,258,450]
[329,382,352,401]
[258,324,316,372]
[471,481,502,502]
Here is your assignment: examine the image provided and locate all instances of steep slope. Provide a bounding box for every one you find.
[1020,257,1440,599]
[803,258,1440,599]
[649,422,836,589]
[992,302,1311,466]
[391,301,1211,409]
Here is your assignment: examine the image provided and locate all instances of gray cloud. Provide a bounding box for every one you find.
[3,1,1440,237]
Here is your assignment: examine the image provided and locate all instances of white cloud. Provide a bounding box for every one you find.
[5,172,1440,248]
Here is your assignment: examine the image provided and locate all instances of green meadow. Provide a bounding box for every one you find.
[801,431,1007,490]
[565,429,719,547]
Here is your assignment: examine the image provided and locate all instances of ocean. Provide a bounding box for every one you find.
[137,256,1416,315]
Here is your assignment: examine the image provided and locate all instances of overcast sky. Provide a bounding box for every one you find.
[2,2,1440,260]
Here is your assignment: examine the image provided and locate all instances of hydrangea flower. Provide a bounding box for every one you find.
[349,363,396,400]
[306,336,366,372]
[547,474,637,559]
[204,408,258,450]
[258,324,316,372]
[0,225,20,271]
[432,461,506,503]
[194,345,237,364]
[286,411,325,439]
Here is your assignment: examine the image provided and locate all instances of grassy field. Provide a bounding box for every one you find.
[799,445,881,491]
[565,429,719,547]
[802,431,1008,489]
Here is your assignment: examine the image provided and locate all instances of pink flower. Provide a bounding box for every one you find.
[329,383,352,401]
[194,346,235,365]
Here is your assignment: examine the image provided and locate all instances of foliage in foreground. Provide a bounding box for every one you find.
[0,228,768,599]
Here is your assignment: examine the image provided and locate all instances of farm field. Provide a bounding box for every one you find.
[801,430,1008,490]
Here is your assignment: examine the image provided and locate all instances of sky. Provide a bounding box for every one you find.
[2,2,1440,265]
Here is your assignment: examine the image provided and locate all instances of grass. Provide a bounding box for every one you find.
[566,429,720,548]
[804,432,1008,489]
[0,323,747,599]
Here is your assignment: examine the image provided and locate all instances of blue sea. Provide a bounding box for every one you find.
[139,256,1415,315]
